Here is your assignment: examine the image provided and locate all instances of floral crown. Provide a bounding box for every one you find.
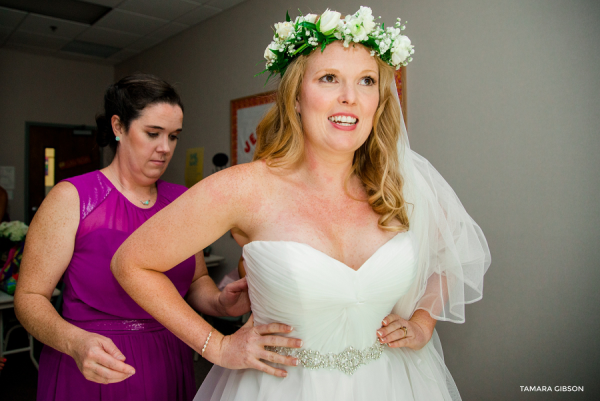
[261,6,414,82]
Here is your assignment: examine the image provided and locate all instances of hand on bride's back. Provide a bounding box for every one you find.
[215,315,302,377]
[218,277,251,317]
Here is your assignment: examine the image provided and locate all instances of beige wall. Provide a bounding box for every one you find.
[115,0,600,399]
[0,49,114,221]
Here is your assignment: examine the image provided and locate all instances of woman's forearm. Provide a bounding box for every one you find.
[14,292,86,356]
[110,260,223,362]
[185,275,225,316]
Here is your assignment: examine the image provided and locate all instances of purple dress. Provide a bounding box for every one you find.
[37,171,196,401]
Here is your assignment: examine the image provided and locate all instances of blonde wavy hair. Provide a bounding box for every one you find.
[253,46,410,231]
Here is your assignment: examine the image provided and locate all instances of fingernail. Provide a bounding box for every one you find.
[377,330,383,337]
[129,369,135,375]
[297,340,303,347]
[382,320,387,326]
[287,326,294,332]
[293,358,299,366]
[283,372,288,377]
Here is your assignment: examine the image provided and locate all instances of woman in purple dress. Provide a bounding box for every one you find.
[14,74,298,401]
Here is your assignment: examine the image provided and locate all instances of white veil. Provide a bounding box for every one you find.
[386,80,491,401]
[390,79,491,323]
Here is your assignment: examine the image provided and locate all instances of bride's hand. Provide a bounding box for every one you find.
[214,315,302,377]
[376,312,434,351]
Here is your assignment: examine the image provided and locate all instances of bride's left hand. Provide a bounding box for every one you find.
[218,277,251,317]
[376,313,434,351]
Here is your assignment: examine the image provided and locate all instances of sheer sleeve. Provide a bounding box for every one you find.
[392,150,491,323]
[390,81,491,323]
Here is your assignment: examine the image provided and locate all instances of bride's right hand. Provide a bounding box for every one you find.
[214,315,302,377]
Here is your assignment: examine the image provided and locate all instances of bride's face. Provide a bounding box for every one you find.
[296,41,380,158]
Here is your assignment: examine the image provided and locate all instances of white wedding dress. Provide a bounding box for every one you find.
[195,231,461,400]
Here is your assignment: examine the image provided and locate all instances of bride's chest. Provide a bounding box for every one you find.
[243,233,418,312]
[251,193,398,271]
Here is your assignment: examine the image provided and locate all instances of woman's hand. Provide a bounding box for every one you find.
[376,312,435,351]
[218,277,251,317]
[214,315,302,377]
[68,332,136,384]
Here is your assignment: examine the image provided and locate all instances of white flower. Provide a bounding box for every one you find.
[391,46,410,65]
[395,35,412,49]
[0,221,28,242]
[390,36,412,65]
[345,14,368,41]
[274,21,295,40]
[264,41,278,61]
[304,13,318,24]
[319,9,341,33]
[350,23,368,41]
[356,6,376,34]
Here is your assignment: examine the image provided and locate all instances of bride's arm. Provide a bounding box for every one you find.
[111,164,300,376]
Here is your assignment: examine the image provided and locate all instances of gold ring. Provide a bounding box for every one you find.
[400,326,408,338]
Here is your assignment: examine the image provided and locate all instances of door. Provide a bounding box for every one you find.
[27,124,102,224]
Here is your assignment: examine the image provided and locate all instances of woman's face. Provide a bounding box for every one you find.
[296,41,380,159]
[114,102,183,181]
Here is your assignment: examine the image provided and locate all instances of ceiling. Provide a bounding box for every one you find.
[0,0,246,65]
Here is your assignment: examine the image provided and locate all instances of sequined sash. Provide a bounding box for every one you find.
[66,318,165,333]
[266,339,385,375]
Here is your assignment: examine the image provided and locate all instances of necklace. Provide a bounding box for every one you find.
[108,165,155,206]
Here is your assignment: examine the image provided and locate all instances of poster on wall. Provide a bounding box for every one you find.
[231,92,276,165]
[230,68,406,165]
[184,147,204,188]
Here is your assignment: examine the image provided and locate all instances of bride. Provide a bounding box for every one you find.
[112,7,490,400]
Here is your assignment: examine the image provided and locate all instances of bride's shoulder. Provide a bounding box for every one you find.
[198,160,271,197]
[216,160,269,181]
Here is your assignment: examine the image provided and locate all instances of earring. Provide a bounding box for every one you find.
[115,136,120,141]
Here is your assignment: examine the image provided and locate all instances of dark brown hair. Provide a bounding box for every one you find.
[95,73,184,152]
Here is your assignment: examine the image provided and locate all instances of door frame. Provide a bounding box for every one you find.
[24,122,102,223]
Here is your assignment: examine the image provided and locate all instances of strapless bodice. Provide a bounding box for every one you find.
[243,231,418,353]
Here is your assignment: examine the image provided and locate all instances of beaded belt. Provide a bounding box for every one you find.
[266,339,385,375]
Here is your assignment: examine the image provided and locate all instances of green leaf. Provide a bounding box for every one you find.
[316,18,321,32]
[254,68,268,77]
[299,22,317,30]
[293,43,309,55]
[286,11,291,22]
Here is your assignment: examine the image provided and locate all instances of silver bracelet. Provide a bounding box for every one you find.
[201,329,215,357]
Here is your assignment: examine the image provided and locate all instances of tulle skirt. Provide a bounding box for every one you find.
[37,319,195,401]
[194,337,460,401]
